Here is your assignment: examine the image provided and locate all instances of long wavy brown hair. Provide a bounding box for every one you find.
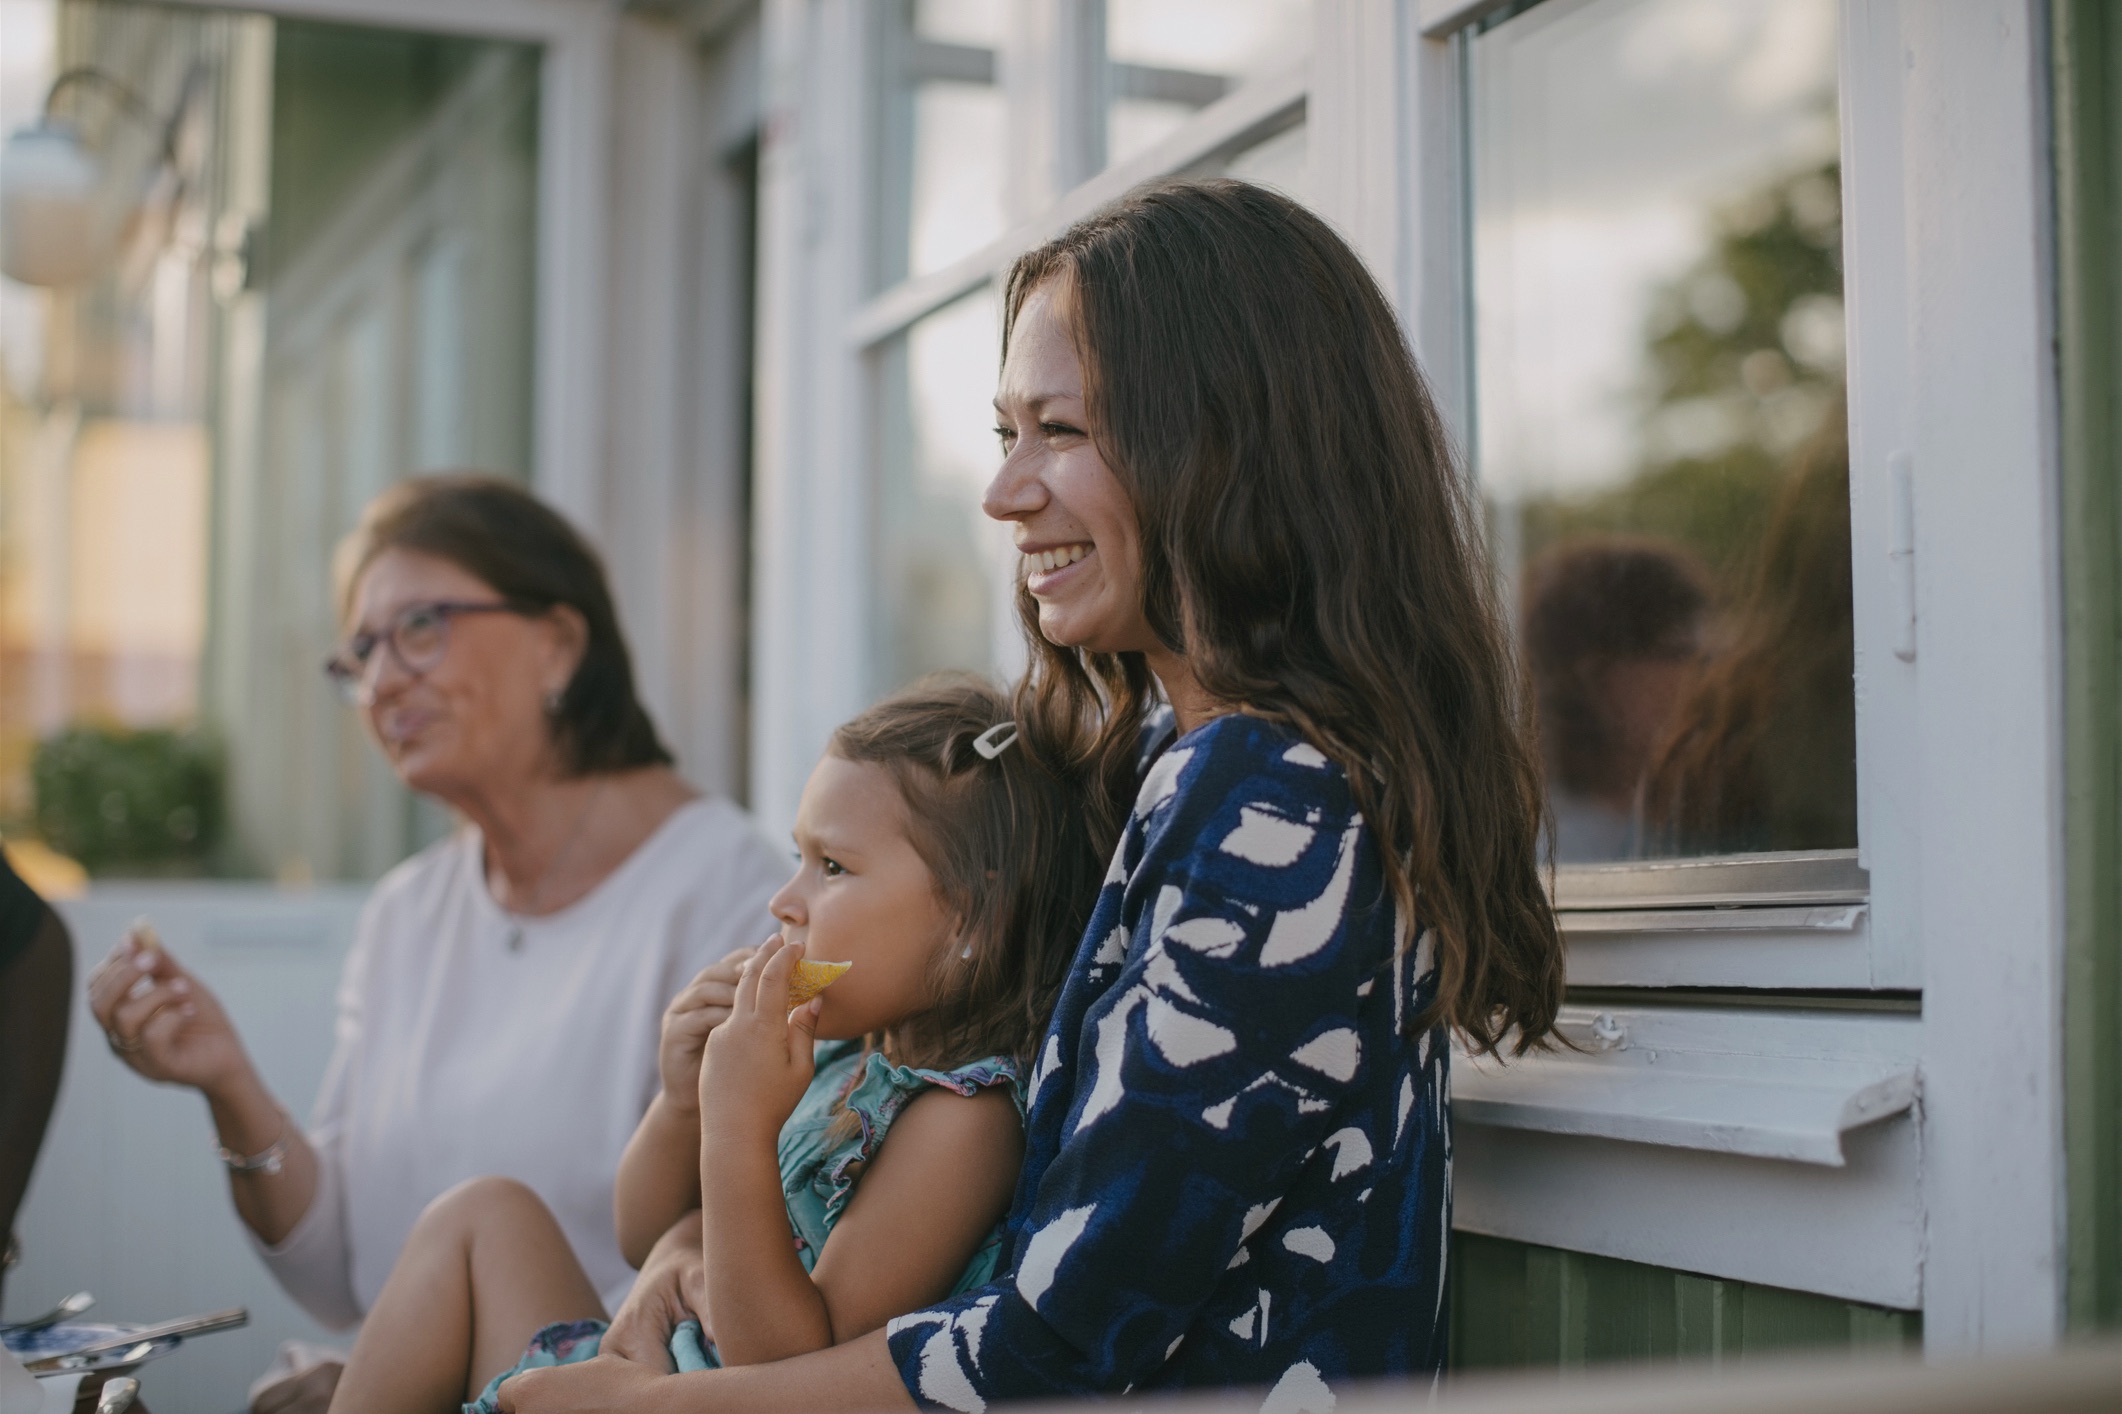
[1004,179,1562,1054]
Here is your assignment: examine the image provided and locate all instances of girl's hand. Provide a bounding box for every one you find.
[658,948,757,1112]
[87,923,251,1096]
[603,1212,710,1369]
[699,937,819,1148]
[494,1354,663,1412]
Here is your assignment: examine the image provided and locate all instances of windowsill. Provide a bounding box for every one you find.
[1553,849,1868,911]
[1453,1005,1919,1167]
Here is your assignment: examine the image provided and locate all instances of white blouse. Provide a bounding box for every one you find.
[252,796,788,1326]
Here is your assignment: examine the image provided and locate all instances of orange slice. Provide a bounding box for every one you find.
[787,958,851,1009]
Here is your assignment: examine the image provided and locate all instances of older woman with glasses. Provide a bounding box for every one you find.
[87,475,786,1413]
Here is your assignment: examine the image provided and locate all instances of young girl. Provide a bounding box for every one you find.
[323,676,1107,1412]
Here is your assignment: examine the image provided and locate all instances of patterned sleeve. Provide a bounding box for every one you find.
[888,724,1386,1404]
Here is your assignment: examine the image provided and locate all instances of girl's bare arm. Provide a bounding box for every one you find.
[696,941,1023,1367]
[614,1095,701,1267]
[704,1086,1020,1367]
[615,950,754,1266]
[803,1086,1022,1346]
[497,1091,1017,1413]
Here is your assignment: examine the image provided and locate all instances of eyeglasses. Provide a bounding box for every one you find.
[323,600,527,704]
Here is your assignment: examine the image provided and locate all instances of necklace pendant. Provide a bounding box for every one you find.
[506,927,523,953]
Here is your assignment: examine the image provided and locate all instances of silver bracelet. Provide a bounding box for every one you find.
[216,1125,289,1176]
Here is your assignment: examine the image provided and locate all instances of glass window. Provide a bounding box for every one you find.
[878,0,1007,287]
[871,285,1013,696]
[1468,0,1849,863]
[1106,0,1311,167]
[1218,119,1307,203]
[0,1,537,882]
[914,0,1003,49]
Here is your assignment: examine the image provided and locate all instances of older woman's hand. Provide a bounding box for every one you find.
[657,948,757,1113]
[602,1211,709,1369]
[87,924,250,1093]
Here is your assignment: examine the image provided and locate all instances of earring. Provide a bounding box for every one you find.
[960,942,974,960]
[543,689,564,715]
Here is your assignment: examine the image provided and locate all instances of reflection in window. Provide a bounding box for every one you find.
[1105,0,1310,166]
[1469,0,1851,862]
[873,286,1013,696]
[0,1,537,881]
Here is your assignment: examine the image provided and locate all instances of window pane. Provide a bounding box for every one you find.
[877,5,1006,287]
[911,82,1007,277]
[915,0,1003,48]
[1469,0,1850,862]
[872,285,1014,697]
[1106,0,1311,168]
[1218,119,1307,204]
[0,1,537,881]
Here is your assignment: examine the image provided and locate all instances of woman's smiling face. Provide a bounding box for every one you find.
[985,278,1159,656]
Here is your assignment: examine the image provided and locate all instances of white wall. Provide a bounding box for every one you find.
[8,885,363,1413]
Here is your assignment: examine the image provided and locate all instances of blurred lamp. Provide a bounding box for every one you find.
[0,68,190,288]
[0,119,113,286]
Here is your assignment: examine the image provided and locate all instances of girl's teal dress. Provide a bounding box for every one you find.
[467,1040,1022,1411]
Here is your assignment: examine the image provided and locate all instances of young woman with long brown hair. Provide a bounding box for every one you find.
[499,178,1561,1412]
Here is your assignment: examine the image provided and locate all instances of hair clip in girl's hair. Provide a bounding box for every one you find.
[972,721,1019,760]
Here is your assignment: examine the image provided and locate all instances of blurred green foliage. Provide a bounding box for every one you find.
[32,725,224,874]
[1520,161,1845,592]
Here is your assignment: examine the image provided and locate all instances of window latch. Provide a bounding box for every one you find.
[1888,450,1917,662]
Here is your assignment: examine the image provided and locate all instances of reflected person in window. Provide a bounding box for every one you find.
[1638,408,1857,856]
[86,476,787,1413]
[1521,539,1710,862]
[500,179,1563,1413]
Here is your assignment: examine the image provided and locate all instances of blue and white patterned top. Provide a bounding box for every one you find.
[887,713,1451,1412]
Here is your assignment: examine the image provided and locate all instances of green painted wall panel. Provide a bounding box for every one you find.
[1448,1233,1919,1370]
[2054,0,2122,1335]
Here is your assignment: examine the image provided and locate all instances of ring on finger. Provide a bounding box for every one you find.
[106,1027,144,1054]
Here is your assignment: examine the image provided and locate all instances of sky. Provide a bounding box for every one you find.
[1470,0,1840,500]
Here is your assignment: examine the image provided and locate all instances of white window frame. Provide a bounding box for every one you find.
[161,0,765,798]
[166,0,619,534]
[1355,0,2066,1348]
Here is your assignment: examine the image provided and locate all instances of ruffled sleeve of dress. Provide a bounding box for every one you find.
[774,1044,1024,1297]
[819,1051,1025,1230]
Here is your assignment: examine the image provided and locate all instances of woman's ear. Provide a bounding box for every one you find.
[540,604,590,691]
